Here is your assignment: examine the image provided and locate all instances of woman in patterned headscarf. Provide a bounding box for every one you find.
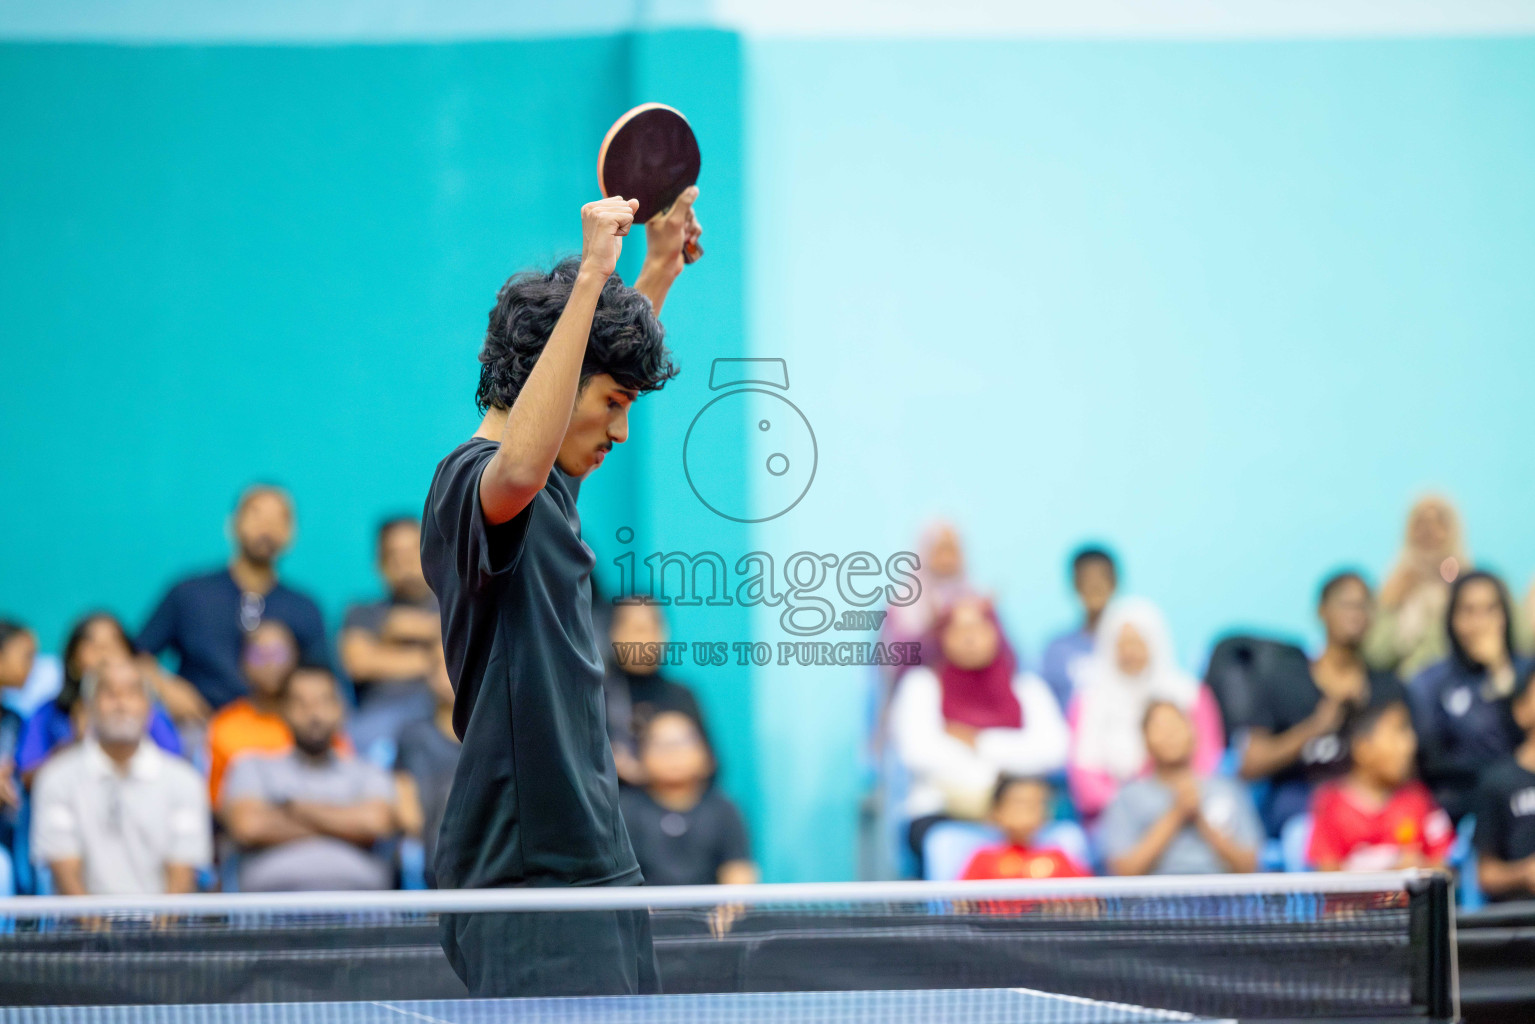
[1364,495,1470,679]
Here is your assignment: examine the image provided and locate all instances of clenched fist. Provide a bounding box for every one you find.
[580,196,640,278]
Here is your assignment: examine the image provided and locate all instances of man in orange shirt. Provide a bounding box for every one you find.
[207,621,348,803]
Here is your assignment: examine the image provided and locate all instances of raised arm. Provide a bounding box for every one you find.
[633,186,700,318]
[1240,699,1346,781]
[479,198,639,526]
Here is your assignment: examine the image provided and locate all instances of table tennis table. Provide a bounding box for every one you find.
[0,988,1220,1024]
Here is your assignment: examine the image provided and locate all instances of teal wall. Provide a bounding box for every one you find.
[5,29,1535,884]
[745,37,1535,881]
[0,31,759,831]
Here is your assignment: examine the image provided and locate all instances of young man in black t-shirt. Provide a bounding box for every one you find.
[421,191,699,997]
[1473,666,1535,901]
[1239,572,1406,835]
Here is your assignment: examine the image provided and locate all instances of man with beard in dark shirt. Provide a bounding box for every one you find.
[421,190,699,996]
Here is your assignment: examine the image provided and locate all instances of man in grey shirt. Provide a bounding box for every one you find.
[220,665,397,891]
[1098,700,1263,875]
[32,658,210,895]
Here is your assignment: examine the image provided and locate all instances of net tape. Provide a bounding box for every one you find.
[0,871,1446,1020]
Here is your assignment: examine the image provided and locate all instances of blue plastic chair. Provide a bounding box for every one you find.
[1451,815,1484,910]
[400,837,428,890]
[1281,812,1313,872]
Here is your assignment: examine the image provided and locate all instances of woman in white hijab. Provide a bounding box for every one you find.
[1067,597,1224,820]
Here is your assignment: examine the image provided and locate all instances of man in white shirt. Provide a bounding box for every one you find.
[31,657,211,895]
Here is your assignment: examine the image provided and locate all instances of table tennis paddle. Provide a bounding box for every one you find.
[598,102,703,264]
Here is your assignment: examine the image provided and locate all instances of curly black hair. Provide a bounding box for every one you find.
[476,257,679,413]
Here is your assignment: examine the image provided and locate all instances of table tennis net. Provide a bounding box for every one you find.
[0,872,1455,1022]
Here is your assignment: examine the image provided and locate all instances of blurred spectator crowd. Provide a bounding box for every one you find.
[4,486,1535,905]
[875,497,1535,907]
[0,483,754,897]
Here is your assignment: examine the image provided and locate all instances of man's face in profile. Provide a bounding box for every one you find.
[557,374,635,478]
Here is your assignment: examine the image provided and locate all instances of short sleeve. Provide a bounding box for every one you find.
[357,761,396,802]
[714,797,751,864]
[220,754,268,807]
[167,765,214,867]
[959,848,997,880]
[16,709,58,775]
[1244,681,1278,734]
[1306,789,1343,867]
[288,595,331,671]
[341,603,375,634]
[136,585,181,657]
[29,762,81,863]
[428,442,533,593]
[1419,792,1455,861]
[1094,788,1141,862]
[1472,772,1508,857]
[148,706,183,757]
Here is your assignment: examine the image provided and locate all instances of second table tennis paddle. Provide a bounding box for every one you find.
[598,103,703,264]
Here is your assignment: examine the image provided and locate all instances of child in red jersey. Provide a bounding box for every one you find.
[961,775,1090,880]
[1307,701,1453,871]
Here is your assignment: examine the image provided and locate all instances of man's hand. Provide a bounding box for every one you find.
[944,721,979,748]
[380,606,439,646]
[157,673,212,725]
[1306,697,1348,738]
[0,759,18,811]
[581,197,639,279]
[634,186,701,317]
[644,186,701,279]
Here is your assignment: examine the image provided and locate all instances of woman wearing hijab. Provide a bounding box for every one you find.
[1364,496,1469,679]
[1407,570,1529,821]
[892,597,1068,851]
[881,521,976,667]
[1067,597,1224,821]
[874,521,978,750]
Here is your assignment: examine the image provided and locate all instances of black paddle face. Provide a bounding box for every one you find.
[600,106,701,224]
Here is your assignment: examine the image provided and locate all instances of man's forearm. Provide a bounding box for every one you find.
[165,863,198,895]
[485,269,606,507]
[1479,854,1535,898]
[50,859,87,896]
[1109,810,1185,876]
[288,800,395,846]
[633,260,679,318]
[1240,725,1313,780]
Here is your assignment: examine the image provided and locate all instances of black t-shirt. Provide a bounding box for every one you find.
[619,786,750,887]
[394,717,462,888]
[137,568,330,709]
[1473,756,1535,899]
[421,437,640,889]
[1248,662,1407,788]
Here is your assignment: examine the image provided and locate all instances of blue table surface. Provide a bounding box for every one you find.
[2,988,1216,1024]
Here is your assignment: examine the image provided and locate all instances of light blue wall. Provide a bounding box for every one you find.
[5,28,1535,885]
[745,37,1535,881]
